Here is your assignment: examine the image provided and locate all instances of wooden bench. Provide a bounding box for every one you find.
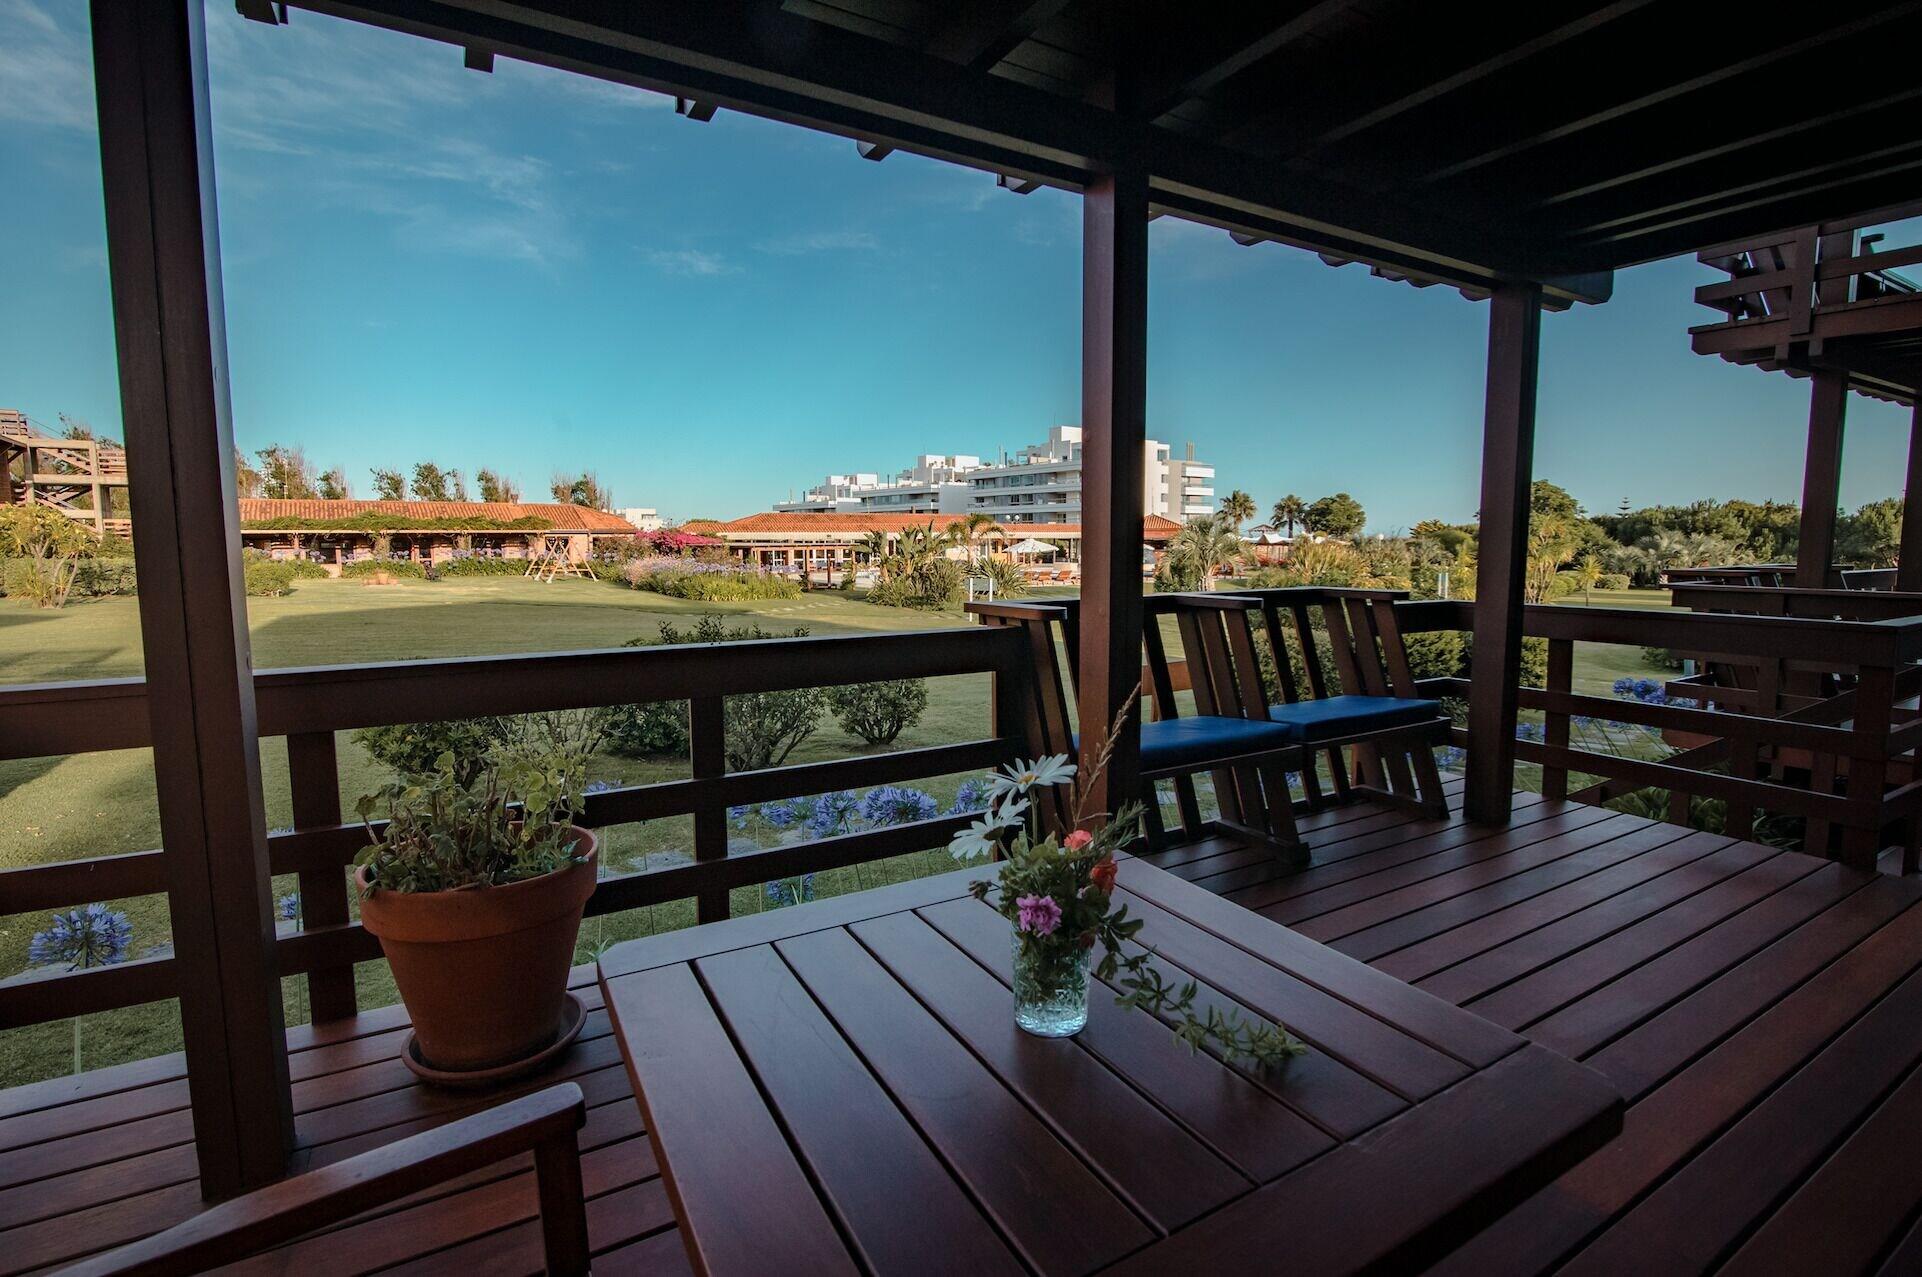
[967,590,1449,853]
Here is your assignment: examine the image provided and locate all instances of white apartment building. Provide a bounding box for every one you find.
[617,507,665,532]
[773,429,1215,526]
[965,427,1216,526]
[774,454,981,515]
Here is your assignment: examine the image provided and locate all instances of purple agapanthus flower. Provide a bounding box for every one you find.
[806,790,862,838]
[29,904,132,971]
[764,874,816,908]
[1016,893,1063,936]
[949,777,990,814]
[859,786,939,826]
[276,892,302,922]
[759,800,800,828]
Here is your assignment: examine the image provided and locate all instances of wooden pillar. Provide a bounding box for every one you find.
[90,0,294,1197]
[1796,370,1849,589]
[1898,398,1922,592]
[1465,282,1544,826]
[1077,167,1150,816]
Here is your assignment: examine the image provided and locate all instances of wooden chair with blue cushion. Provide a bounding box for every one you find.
[1231,586,1452,818]
[966,596,1306,851]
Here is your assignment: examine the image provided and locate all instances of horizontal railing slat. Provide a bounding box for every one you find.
[0,849,168,915]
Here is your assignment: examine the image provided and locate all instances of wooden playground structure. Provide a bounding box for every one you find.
[522,534,595,582]
[0,408,132,539]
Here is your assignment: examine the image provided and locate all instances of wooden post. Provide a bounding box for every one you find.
[1899,398,1922,592]
[287,732,356,1023]
[1796,370,1848,589]
[1465,282,1544,826]
[690,695,729,923]
[90,0,293,1197]
[1078,166,1150,817]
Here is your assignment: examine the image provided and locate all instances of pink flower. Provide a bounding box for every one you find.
[1088,857,1117,894]
[1016,893,1063,936]
[1064,829,1093,852]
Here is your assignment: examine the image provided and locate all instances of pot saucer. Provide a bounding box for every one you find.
[402,991,586,1089]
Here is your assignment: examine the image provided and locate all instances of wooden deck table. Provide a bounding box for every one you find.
[598,855,1623,1275]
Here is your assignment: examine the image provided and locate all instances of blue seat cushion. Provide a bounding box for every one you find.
[1267,695,1444,743]
[1079,715,1299,773]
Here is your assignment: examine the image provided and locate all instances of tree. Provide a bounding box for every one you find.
[1838,497,1903,567]
[1160,513,1243,591]
[1221,489,1256,531]
[1304,492,1366,539]
[476,468,520,503]
[446,469,469,502]
[1271,493,1307,537]
[256,444,317,500]
[946,512,1002,564]
[551,471,611,509]
[234,449,263,499]
[370,468,406,501]
[0,506,97,608]
[410,462,451,502]
[317,466,350,500]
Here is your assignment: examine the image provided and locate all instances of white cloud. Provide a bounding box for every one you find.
[0,0,96,131]
[756,229,879,255]
[645,248,736,277]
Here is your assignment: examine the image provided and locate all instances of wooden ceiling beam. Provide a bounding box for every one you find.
[1134,0,1359,122]
[922,0,1073,71]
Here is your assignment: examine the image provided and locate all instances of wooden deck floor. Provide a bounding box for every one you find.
[0,967,689,1276]
[10,784,1922,1274]
[1140,779,1922,1273]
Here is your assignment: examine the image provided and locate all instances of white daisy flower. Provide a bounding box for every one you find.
[987,755,1076,800]
[947,798,1028,862]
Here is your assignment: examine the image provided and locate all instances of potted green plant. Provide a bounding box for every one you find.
[354,744,597,1080]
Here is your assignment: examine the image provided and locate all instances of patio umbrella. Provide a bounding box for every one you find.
[1007,537,1058,556]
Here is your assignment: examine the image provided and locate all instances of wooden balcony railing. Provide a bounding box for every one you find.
[0,628,1033,1031]
[1398,598,1922,868]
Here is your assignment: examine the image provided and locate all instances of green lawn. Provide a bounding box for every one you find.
[0,576,1677,1084]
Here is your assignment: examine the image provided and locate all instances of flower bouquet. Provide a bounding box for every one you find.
[950,707,1306,1067]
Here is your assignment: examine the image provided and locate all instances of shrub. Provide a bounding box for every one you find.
[1642,645,1685,671]
[604,617,822,768]
[974,557,1028,598]
[433,555,528,578]
[867,558,965,609]
[1403,630,1465,683]
[1520,635,1549,689]
[342,558,427,579]
[71,558,139,597]
[619,557,800,600]
[286,558,330,579]
[824,679,929,745]
[354,717,521,785]
[1596,573,1632,590]
[243,558,299,597]
[2,558,46,602]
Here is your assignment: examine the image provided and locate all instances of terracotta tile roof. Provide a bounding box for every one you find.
[236,499,638,533]
[706,512,1185,541]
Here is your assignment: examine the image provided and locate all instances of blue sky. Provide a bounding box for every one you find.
[2,0,1916,531]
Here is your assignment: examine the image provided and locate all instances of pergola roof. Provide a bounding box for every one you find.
[284,0,1922,303]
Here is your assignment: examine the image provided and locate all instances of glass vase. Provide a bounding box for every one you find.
[1012,932,1090,1037]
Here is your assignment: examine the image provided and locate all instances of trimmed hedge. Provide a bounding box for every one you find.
[342,558,428,579]
[434,556,529,578]
[243,559,299,597]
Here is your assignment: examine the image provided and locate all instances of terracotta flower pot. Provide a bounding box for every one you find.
[356,828,598,1073]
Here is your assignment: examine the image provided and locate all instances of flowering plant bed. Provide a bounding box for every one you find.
[950,704,1306,1065]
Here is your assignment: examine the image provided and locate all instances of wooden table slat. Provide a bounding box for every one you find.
[601,964,858,1277]
[918,895,1336,1179]
[694,944,1025,1277]
[775,926,1153,1276]
[850,909,1250,1232]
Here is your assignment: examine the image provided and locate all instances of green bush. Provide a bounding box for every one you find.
[1642,645,1685,671]
[433,556,528,578]
[354,717,521,785]
[652,571,800,601]
[1520,635,1548,689]
[286,559,330,580]
[71,558,139,597]
[973,558,1028,598]
[2,558,42,601]
[824,679,929,746]
[867,558,965,609]
[243,558,299,597]
[342,558,427,579]
[1403,629,1465,683]
[1596,573,1632,590]
[602,617,823,768]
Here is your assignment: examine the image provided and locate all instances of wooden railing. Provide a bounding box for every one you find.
[1397,598,1922,868]
[0,628,1033,1030]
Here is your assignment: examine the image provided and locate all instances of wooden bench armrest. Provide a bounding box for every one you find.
[61,1083,590,1277]
[964,600,1068,621]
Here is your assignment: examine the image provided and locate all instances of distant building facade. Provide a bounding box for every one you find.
[774,428,1216,526]
[238,499,639,567]
[618,506,665,532]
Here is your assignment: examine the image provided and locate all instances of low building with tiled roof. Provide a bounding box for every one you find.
[236,498,641,569]
[700,510,1185,574]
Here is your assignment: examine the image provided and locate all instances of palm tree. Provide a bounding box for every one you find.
[858,529,895,576]
[1271,494,1307,538]
[1222,490,1256,532]
[947,512,1003,565]
[1165,514,1245,591]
